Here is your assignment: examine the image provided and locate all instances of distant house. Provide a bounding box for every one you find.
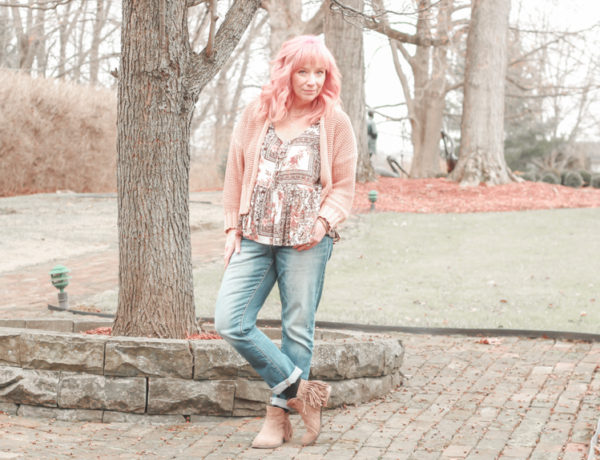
[568,142,600,172]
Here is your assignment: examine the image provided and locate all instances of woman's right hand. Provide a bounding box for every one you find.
[224,229,241,269]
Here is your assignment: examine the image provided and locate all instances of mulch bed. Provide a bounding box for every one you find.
[83,327,222,339]
[353,178,600,213]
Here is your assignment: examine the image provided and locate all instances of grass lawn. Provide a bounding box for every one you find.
[193,207,600,334]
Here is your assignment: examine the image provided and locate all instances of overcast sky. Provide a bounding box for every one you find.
[364,0,600,157]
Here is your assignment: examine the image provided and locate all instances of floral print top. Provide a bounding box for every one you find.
[241,122,325,246]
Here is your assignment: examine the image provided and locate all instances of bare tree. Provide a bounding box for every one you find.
[112,0,261,339]
[450,0,518,185]
[325,0,375,182]
[375,0,454,178]
[330,0,456,178]
[261,0,326,56]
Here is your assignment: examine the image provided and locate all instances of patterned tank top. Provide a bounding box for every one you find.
[240,123,322,246]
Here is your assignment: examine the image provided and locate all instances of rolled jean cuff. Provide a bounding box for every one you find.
[270,367,302,395]
[270,396,291,410]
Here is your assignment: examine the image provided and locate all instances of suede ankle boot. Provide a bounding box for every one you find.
[287,379,331,446]
[251,405,293,449]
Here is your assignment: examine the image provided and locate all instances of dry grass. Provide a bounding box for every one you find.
[189,161,223,191]
[0,70,224,196]
[0,70,117,196]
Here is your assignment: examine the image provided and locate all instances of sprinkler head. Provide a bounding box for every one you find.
[368,190,378,211]
[50,264,70,309]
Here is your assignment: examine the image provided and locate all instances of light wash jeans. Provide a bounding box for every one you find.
[215,236,333,409]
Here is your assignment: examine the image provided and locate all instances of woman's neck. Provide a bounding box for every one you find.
[288,101,314,119]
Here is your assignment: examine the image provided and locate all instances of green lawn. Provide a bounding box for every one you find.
[193,208,600,333]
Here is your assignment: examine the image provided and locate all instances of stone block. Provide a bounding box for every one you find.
[25,319,73,332]
[103,411,187,424]
[20,331,106,374]
[0,402,18,415]
[314,329,351,340]
[147,378,235,415]
[233,378,269,416]
[0,328,21,366]
[233,398,265,416]
[0,367,58,407]
[311,341,385,380]
[382,338,404,373]
[234,378,270,402]
[328,375,393,407]
[59,373,146,413]
[105,337,193,378]
[17,404,103,422]
[192,341,246,379]
[0,320,25,329]
[73,320,114,333]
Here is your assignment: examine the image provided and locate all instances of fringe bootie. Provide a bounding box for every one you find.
[251,405,293,449]
[287,379,331,446]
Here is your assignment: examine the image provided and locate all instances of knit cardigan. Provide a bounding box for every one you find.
[222,99,357,233]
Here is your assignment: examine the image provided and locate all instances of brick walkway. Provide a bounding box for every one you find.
[1,334,598,459]
[1,193,598,458]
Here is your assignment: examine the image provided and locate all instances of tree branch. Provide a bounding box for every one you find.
[0,0,72,10]
[303,0,327,36]
[205,0,218,58]
[186,0,261,99]
[330,0,448,46]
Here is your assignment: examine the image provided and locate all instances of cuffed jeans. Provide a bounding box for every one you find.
[215,236,333,409]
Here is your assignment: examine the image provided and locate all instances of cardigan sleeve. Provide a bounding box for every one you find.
[319,111,357,229]
[222,110,248,232]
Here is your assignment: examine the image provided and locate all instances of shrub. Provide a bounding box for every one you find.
[591,174,600,189]
[560,170,568,185]
[563,171,584,188]
[579,170,592,187]
[540,172,560,184]
[0,70,116,196]
[521,171,537,182]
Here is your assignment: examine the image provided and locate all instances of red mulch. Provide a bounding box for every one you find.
[353,178,600,213]
[82,327,222,340]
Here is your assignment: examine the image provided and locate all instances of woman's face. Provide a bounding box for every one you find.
[291,63,326,106]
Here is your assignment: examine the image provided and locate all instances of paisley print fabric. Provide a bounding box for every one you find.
[241,123,322,246]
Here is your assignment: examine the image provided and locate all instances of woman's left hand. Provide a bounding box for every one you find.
[294,218,327,251]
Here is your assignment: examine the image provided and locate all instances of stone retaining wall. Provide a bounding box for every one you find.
[0,319,404,422]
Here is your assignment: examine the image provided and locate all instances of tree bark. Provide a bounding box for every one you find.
[373,0,451,178]
[450,0,517,185]
[325,0,375,182]
[113,0,260,338]
[262,0,303,56]
[407,0,449,178]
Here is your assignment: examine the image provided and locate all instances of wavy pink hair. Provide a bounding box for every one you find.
[257,35,341,124]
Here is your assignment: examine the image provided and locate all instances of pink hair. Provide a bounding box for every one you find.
[257,35,341,124]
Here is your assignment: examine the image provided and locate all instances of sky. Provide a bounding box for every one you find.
[362,0,600,157]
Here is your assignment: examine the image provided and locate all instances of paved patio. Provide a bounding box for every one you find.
[0,193,598,458]
[1,333,598,459]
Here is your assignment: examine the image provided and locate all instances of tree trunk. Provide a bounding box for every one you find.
[113,0,197,338]
[262,0,303,56]
[113,0,260,338]
[408,0,450,178]
[325,0,375,182]
[450,0,517,185]
[373,0,451,178]
[89,0,110,85]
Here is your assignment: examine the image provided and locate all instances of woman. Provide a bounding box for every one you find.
[215,35,357,448]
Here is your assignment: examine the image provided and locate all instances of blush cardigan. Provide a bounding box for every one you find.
[222,99,357,234]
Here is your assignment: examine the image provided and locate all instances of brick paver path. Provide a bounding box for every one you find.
[1,193,598,458]
[1,334,598,459]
